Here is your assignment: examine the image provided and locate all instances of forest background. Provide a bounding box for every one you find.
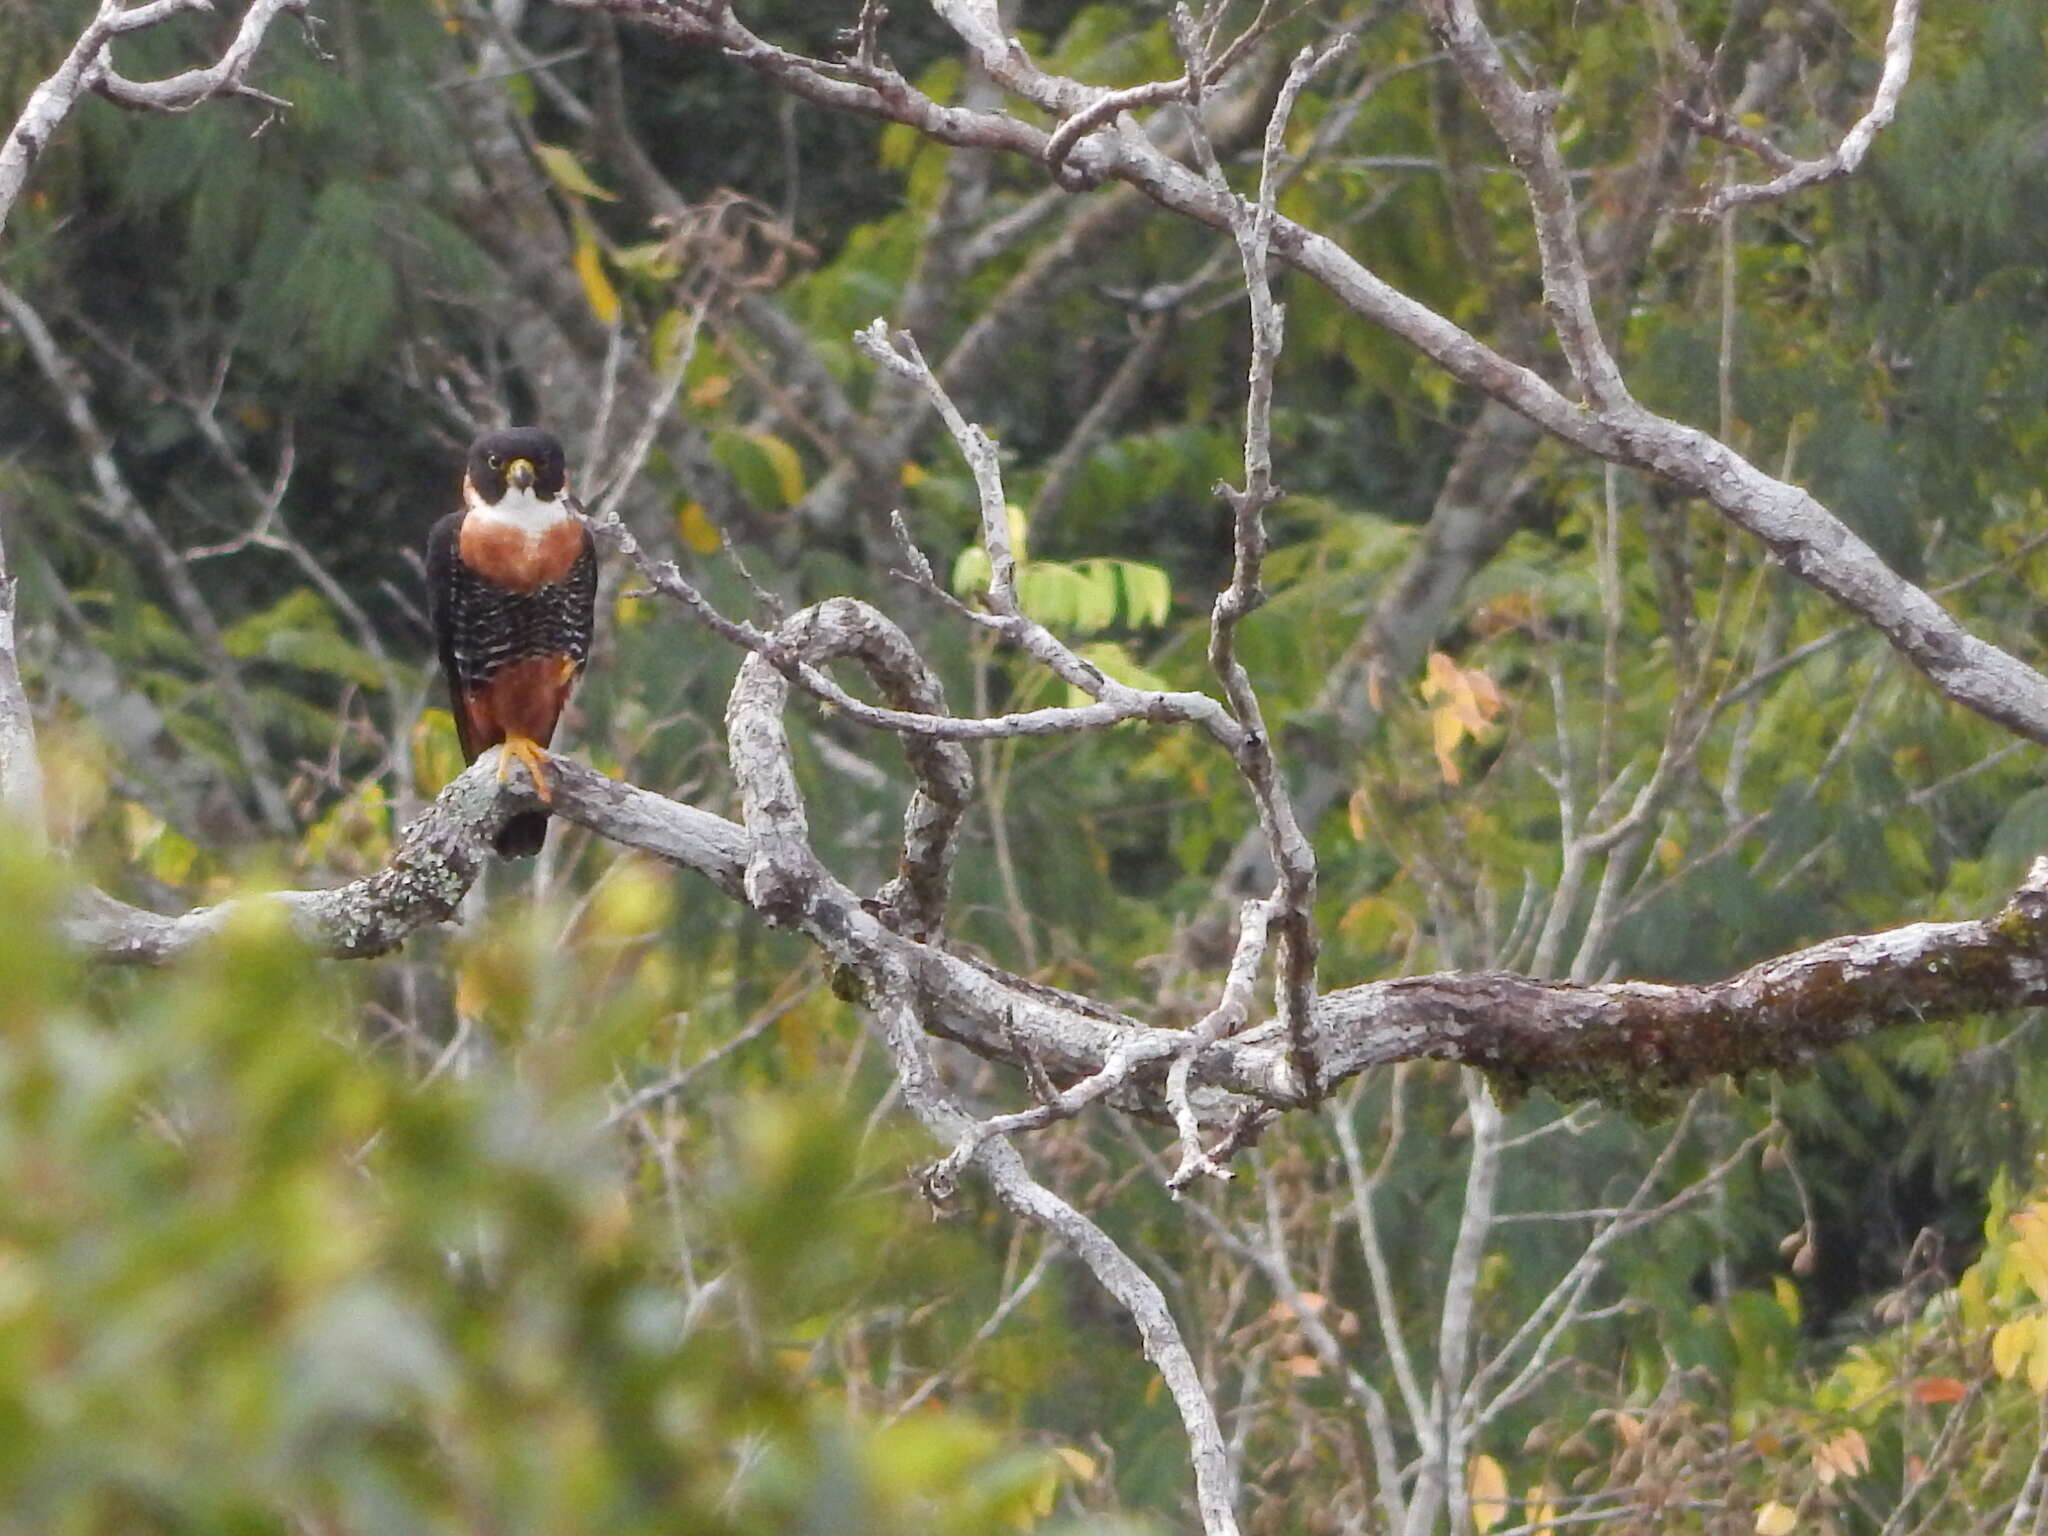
[4,0,2048,1531]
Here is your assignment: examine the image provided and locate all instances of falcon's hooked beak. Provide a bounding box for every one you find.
[507,457,537,492]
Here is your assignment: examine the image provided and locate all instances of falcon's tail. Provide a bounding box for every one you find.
[495,811,550,859]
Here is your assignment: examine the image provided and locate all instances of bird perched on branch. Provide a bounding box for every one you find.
[427,427,597,858]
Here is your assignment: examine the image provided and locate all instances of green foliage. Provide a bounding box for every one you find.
[221,588,392,692]
[13,0,2048,1524]
[0,847,1115,1533]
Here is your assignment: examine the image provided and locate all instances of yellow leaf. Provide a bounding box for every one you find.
[1958,1263,1990,1330]
[1755,1499,1798,1536]
[1526,1483,1558,1528]
[1054,1446,1098,1481]
[678,501,723,555]
[1465,665,1504,719]
[574,227,620,327]
[2027,1315,2048,1395]
[900,461,927,488]
[1468,1454,1508,1535]
[1432,706,1466,786]
[454,961,488,1020]
[1993,1318,2035,1380]
[534,142,618,201]
[2016,1208,2048,1301]
[1422,649,1462,702]
[1772,1275,1802,1326]
[1005,503,1030,566]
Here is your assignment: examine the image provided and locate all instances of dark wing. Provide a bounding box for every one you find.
[425,511,480,761]
[560,520,598,682]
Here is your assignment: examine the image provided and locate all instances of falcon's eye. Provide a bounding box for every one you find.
[487,454,503,470]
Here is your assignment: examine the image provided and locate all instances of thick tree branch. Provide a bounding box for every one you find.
[57,705,2048,1132]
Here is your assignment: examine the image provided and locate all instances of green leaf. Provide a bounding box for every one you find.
[1067,561,1118,634]
[710,429,805,510]
[221,589,386,689]
[1017,563,1084,628]
[1116,559,1173,627]
[951,545,992,599]
[534,143,618,201]
[1066,641,1170,706]
[748,431,806,506]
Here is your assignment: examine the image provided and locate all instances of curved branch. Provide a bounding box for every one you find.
[1695,0,1921,218]
[725,597,972,940]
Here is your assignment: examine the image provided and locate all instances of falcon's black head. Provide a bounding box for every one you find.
[467,427,569,503]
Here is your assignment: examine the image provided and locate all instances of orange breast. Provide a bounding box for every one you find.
[459,515,585,593]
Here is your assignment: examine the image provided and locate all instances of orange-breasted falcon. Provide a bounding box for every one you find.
[427,427,596,858]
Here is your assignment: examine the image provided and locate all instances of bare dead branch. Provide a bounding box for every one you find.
[0,280,295,832]
[874,994,1245,1536]
[48,679,2048,1146]
[1044,72,1189,189]
[1172,19,1336,1101]
[0,0,310,237]
[1167,897,1274,1189]
[605,496,1233,744]
[556,0,2048,754]
[1421,0,1627,412]
[923,1030,1175,1201]
[1695,0,1922,218]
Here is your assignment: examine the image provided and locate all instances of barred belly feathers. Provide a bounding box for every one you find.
[426,427,597,858]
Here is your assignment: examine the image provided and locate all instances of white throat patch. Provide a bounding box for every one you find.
[464,476,571,536]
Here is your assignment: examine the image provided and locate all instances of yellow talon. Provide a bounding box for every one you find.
[496,735,555,803]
